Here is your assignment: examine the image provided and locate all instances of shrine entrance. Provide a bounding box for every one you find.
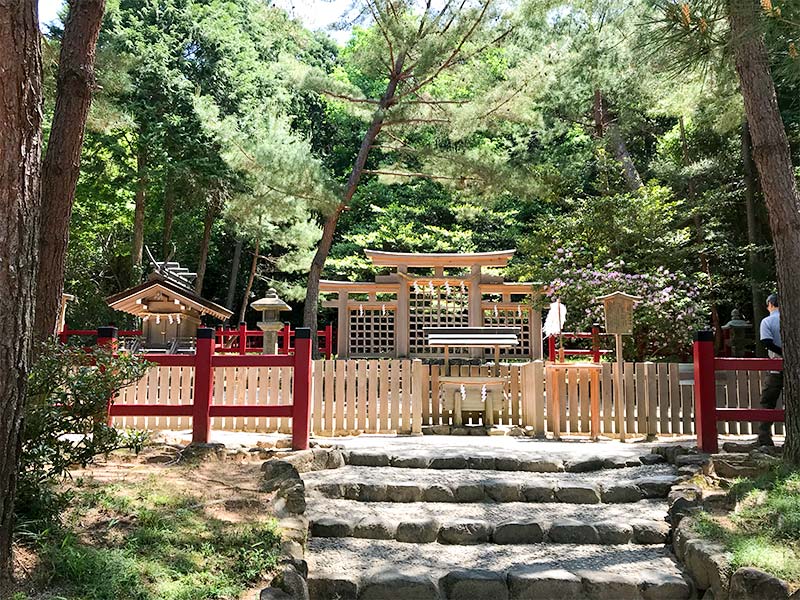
[319,249,543,360]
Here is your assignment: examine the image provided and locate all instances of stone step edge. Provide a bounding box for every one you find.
[342,450,666,472]
[308,563,691,600]
[310,515,670,546]
[307,476,678,504]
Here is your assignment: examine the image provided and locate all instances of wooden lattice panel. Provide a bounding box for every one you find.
[349,307,395,357]
[483,306,532,358]
[409,283,470,355]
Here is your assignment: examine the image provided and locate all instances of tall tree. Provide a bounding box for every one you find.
[35,0,106,341]
[726,0,800,464]
[0,0,42,582]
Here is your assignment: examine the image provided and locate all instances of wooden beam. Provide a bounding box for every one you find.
[364,249,516,268]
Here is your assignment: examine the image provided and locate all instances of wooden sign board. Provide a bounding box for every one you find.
[596,292,641,335]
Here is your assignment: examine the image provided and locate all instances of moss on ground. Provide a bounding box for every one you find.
[696,466,800,583]
[21,475,281,600]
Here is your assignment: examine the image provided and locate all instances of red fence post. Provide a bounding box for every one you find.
[693,330,718,453]
[97,327,118,425]
[282,323,292,355]
[324,324,333,358]
[59,326,69,344]
[193,328,215,443]
[292,327,313,450]
[238,322,247,355]
[591,325,600,363]
[548,335,556,362]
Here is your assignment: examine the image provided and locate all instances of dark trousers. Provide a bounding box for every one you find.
[758,371,783,440]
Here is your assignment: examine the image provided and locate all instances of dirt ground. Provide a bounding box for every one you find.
[7,444,276,600]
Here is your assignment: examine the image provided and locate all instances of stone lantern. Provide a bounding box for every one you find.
[251,288,291,354]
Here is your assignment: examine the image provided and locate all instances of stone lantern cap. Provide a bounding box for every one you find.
[251,288,291,313]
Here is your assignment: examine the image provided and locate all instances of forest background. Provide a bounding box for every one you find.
[46,0,800,361]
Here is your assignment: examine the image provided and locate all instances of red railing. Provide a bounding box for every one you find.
[214,323,334,358]
[693,330,784,453]
[547,326,612,363]
[59,328,142,344]
[96,326,313,450]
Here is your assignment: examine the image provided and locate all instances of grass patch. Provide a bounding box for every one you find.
[696,466,800,583]
[29,476,281,600]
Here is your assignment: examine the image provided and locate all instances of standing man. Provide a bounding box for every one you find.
[758,293,782,446]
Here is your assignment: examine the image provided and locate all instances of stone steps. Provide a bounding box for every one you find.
[307,498,670,545]
[307,537,691,600]
[302,464,679,504]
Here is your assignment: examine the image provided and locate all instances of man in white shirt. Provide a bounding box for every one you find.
[757,293,782,446]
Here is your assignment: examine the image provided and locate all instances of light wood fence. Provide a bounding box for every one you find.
[113,359,780,437]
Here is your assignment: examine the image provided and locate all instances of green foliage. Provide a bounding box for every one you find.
[16,343,150,534]
[696,467,800,583]
[33,479,281,600]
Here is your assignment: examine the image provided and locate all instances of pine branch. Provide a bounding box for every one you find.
[383,118,451,126]
[366,0,396,71]
[363,169,483,182]
[321,90,379,104]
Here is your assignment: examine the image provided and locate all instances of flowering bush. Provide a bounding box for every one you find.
[542,250,708,361]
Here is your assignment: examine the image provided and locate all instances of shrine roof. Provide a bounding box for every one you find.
[106,273,233,321]
[364,249,515,267]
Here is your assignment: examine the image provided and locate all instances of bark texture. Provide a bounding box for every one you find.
[302,54,406,340]
[0,0,42,582]
[592,89,643,191]
[239,236,261,324]
[34,0,105,342]
[728,0,800,464]
[742,120,767,353]
[226,237,243,310]
[162,175,175,257]
[132,147,147,272]
[194,200,217,294]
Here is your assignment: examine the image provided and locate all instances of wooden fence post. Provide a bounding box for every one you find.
[693,330,718,453]
[193,327,215,443]
[97,326,118,425]
[238,321,247,355]
[411,359,423,434]
[282,323,292,354]
[292,328,313,450]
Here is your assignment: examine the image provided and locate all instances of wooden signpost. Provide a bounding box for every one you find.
[595,292,641,442]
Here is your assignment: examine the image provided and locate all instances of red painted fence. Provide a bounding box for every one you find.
[215,323,334,358]
[547,326,612,363]
[96,326,313,450]
[693,330,784,453]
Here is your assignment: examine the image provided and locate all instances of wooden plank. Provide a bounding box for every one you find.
[400,360,411,432]
[646,362,657,438]
[715,370,727,436]
[323,360,335,435]
[558,368,567,434]
[601,363,612,435]
[567,368,578,433]
[380,360,390,432]
[147,367,160,430]
[346,360,356,433]
[624,362,636,435]
[269,365,280,432]
[411,360,422,433]
[531,362,544,435]
[635,363,647,435]
[669,364,681,435]
[280,367,293,434]
[168,367,180,430]
[682,377,693,435]
[736,370,749,435]
[657,363,670,435]
[726,370,738,435]
[312,361,323,435]
[579,367,590,433]
[357,360,367,432]
[422,362,431,424]
[431,364,440,425]
[511,365,520,426]
[228,367,239,431]
[389,360,400,431]
[367,360,378,433]
[246,367,259,431]
[335,360,346,434]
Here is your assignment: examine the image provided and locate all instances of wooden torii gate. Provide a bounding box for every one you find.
[320,249,543,359]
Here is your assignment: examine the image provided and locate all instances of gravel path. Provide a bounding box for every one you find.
[307,538,685,580]
[306,498,668,524]
[302,463,676,488]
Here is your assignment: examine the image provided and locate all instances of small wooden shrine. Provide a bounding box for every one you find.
[320,249,543,359]
[107,259,232,350]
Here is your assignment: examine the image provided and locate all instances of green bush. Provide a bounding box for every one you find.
[15,341,150,535]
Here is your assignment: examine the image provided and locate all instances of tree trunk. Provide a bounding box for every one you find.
[162,175,175,258]
[194,201,216,294]
[132,146,147,273]
[727,0,800,464]
[679,117,723,350]
[302,54,406,340]
[226,237,243,310]
[0,0,42,583]
[592,89,643,192]
[239,236,261,324]
[742,120,767,354]
[34,0,106,342]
